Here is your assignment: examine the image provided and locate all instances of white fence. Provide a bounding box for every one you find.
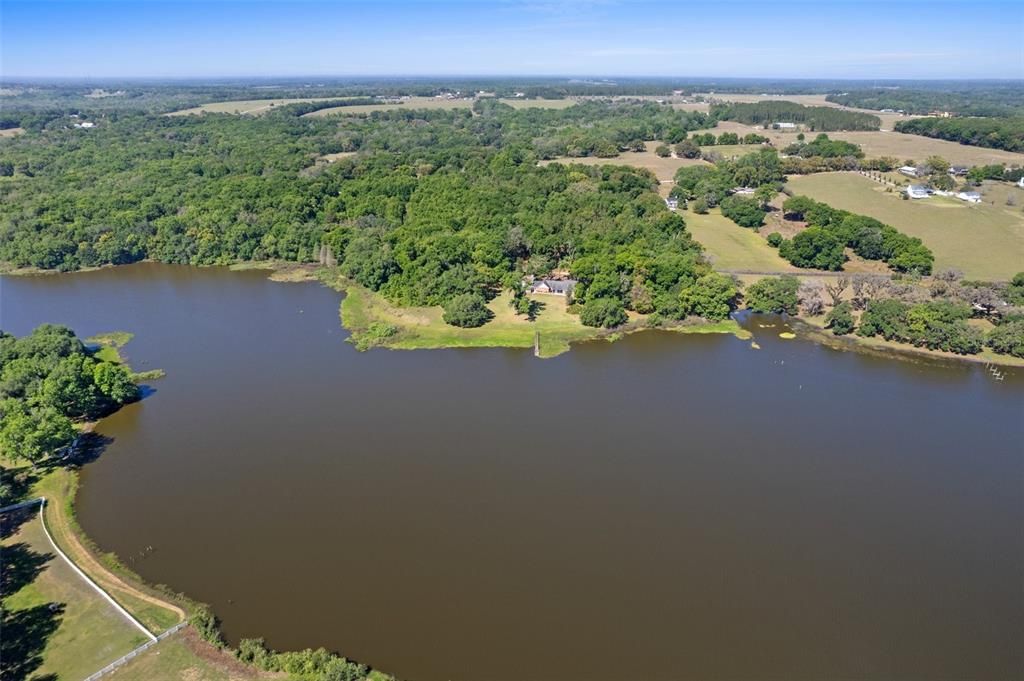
[83,622,189,681]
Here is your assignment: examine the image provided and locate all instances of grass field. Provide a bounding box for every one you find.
[0,127,25,138]
[540,141,709,183]
[685,209,796,272]
[341,285,604,357]
[167,97,349,116]
[108,627,268,681]
[1,509,150,680]
[787,172,1024,280]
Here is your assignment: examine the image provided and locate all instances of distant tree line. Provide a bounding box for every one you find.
[826,87,1024,117]
[711,101,880,131]
[894,117,1024,153]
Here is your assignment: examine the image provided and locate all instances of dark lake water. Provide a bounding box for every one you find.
[3,263,1023,681]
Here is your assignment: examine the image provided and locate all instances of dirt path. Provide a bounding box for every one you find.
[43,496,186,628]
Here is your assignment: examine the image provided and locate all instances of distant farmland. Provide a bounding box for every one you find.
[304,96,575,117]
[167,97,348,115]
[787,172,1024,280]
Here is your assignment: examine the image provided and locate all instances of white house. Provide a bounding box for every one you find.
[906,184,931,199]
[665,197,679,210]
[529,279,576,296]
[956,191,982,203]
[73,121,95,129]
[1018,177,1024,188]
[775,122,797,129]
[899,166,920,178]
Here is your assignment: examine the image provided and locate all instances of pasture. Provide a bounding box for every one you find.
[167,97,347,115]
[0,127,25,137]
[1,509,149,680]
[684,209,795,272]
[786,172,1024,280]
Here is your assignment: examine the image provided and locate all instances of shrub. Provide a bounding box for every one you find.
[720,196,766,228]
[190,605,224,648]
[986,319,1024,358]
[655,144,671,158]
[580,297,628,328]
[766,232,783,248]
[825,302,855,335]
[778,226,846,271]
[442,294,493,328]
[745,276,801,314]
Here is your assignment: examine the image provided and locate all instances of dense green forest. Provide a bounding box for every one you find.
[711,101,880,131]
[894,116,1024,153]
[826,86,1024,117]
[0,325,139,464]
[0,99,731,324]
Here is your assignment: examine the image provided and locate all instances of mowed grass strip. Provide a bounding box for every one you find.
[786,172,1024,280]
[1,511,150,681]
[685,209,796,272]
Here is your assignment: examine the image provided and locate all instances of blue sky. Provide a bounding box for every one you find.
[3,0,1022,79]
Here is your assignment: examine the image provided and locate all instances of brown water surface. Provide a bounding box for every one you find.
[2,263,1022,681]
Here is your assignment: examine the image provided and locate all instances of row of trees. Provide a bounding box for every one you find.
[895,117,1024,153]
[711,101,881,131]
[0,325,139,464]
[775,195,934,274]
[782,133,863,159]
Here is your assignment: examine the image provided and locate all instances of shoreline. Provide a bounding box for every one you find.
[236,260,1024,368]
[4,259,1020,368]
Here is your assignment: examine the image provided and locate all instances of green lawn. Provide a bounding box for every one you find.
[787,172,1024,280]
[2,511,149,681]
[685,209,795,272]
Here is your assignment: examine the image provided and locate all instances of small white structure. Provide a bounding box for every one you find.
[1018,177,1024,188]
[775,122,797,129]
[732,187,756,195]
[665,197,679,210]
[73,121,95,129]
[906,184,931,199]
[956,191,982,203]
[948,165,969,176]
[899,166,920,177]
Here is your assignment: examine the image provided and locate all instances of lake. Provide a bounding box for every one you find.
[3,263,1022,681]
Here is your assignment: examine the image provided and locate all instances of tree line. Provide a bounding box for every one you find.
[894,116,1024,153]
[826,87,1024,118]
[711,101,881,131]
[769,196,934,274]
